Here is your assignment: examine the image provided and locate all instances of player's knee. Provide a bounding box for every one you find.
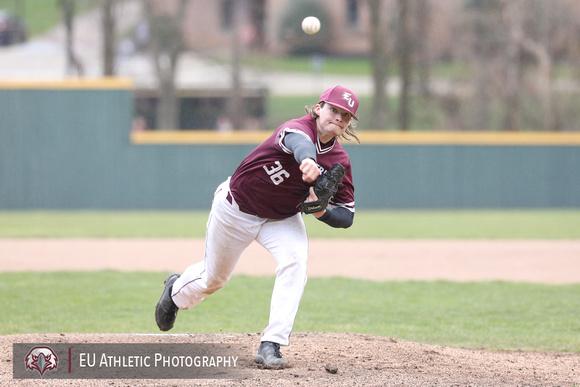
[204,275,229,295]
[276,253,307,275]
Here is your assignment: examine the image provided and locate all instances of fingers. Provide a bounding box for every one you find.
[304,186,318,203]
[305,187,326,218]
[300,158,320,183]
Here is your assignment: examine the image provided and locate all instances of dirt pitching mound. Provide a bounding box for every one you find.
[2,332,579,386]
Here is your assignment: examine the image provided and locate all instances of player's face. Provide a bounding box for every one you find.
[315,103,353,142]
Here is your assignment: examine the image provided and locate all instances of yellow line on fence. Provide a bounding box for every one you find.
[131,130,272,145]
[131,130,580,146]
[0,77,134,89]
[359,131,580,145]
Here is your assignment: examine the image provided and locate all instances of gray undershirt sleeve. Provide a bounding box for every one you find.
[284,132,317,164]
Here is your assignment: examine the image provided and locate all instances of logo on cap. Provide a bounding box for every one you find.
[342,92,355,108]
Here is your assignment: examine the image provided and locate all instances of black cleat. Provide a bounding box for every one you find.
[255,341,290,369]
[155,273,180,331]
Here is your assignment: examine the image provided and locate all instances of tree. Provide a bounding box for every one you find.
[59,0,84,76]
[460,0,574,131]
[397,0,413,131]
[228,0,246,131]
[498,0,553,131]
[501,0,523,131]
[415,0,432,98]
[101,0,116,76]
[517,0,554,131]
[463,0,503,131]
[143,0,191,130]
[368,0,389,130]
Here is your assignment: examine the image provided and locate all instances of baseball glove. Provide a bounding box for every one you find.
[301,163,346,214]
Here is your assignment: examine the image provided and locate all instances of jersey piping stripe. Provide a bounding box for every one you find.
[316,137,335,154]
[330,202,355,213]
[279,128,312,154]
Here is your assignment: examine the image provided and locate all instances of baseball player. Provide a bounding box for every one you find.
[156,85,360,369]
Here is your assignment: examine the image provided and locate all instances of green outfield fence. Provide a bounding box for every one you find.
[1,78,580,210]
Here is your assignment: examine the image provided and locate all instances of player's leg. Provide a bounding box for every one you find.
[254,213,308,368]
[171,180,264,310]
[157,180,251,331]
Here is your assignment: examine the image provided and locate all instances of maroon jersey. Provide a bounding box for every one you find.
[229,115,355,219]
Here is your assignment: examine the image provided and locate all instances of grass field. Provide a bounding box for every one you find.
[0,209,579,238]
[0,210,579,353]
[1,272,578,352]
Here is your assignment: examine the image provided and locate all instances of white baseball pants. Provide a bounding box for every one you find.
[171,178,309,346]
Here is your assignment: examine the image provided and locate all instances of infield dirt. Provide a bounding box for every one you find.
[1,239,579,386]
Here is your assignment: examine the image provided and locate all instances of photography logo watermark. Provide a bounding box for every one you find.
[24,346,59,377]
[13,343,248,379]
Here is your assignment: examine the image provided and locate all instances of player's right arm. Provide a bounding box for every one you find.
[283,132,320,182]
[285,132,353,228]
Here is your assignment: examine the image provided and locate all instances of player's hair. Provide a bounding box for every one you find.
[305,102,360,144]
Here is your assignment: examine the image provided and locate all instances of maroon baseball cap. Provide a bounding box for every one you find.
[319,85,359,120]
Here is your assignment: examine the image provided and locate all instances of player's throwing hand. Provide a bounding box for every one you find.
[299,158,320,183]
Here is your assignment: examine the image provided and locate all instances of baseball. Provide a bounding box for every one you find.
[302,16,321,35]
